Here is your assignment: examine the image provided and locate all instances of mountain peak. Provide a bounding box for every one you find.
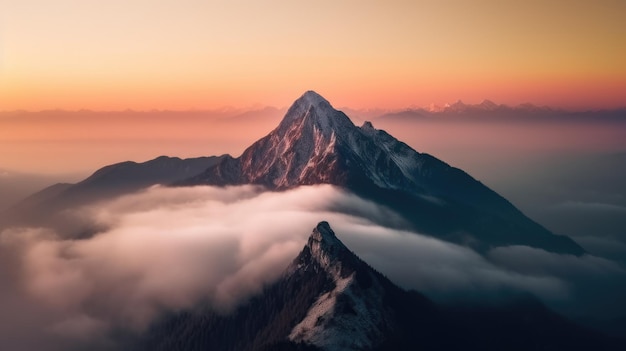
[444,99,467,112]
[305,221,351,273]
[479,99,499,110]
[298,90,330,107]
[309,221,344,253]
[276,90,354,136]
[288,222,395,350]
[312,220,334,237]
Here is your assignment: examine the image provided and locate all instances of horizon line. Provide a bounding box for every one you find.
[2,100,625,114]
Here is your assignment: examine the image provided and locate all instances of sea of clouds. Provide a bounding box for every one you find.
[1,185,624,350]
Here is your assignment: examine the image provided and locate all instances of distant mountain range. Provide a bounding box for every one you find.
[376,100,626,122]
[424,99,553,113]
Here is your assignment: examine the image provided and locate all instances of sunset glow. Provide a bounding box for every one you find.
[1,0,625,111]
[1,4,626,347]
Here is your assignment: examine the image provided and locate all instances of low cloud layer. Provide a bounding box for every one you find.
[488,245,626,318]
[337,223,567,300]
[1,185,624,349]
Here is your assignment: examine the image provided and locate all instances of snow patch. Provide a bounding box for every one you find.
[288,223,388,350]
[289,269,388,351]
[289,274,354,347]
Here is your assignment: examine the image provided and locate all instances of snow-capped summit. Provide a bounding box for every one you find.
[276,90,354,138]
[183,90,427,190]
[300,90,329,105]
[444,99,467,112]
[184,90,362,188]
[427,102,444,112]
[181,91,584,255]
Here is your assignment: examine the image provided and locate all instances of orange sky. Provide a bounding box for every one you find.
[1,0,625,111]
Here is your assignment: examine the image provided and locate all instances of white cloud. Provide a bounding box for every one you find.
[1,184,624,349]
[335,221,567,300]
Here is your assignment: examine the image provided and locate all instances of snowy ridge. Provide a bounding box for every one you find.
[358,123,423,187]
[287,222,390,351]
[185,90,433,192]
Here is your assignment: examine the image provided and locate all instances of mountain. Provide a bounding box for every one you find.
[0,169,79,212]
[63,155,224,201]
[439,100,553,114]
[478,99,499,111]
[375,100,569,122]
[131,222,619,351]
[181,91,583,255]
[443,99,469,113]
[133,221,415,351]
[285,221,417,350]
[0,155,225,234]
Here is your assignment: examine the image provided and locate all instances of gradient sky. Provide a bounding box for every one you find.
[1,0,625,111]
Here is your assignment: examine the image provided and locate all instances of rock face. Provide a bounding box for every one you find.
[133,222,618,351]
[182,91,584,255]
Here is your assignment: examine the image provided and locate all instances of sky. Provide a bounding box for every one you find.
[1,0,625,111]
[1,2,626,346]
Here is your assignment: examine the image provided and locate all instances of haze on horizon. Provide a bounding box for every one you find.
[1,0,625,111]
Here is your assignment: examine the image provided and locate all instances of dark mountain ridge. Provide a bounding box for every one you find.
[0,155,224,234]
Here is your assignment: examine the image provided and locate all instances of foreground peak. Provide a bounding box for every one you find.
[307,221,349,265]
[309,221,341,247]
[311,221,336,241]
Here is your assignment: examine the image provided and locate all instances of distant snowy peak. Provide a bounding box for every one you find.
[443,99,467,112]
[425,99,552,114]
